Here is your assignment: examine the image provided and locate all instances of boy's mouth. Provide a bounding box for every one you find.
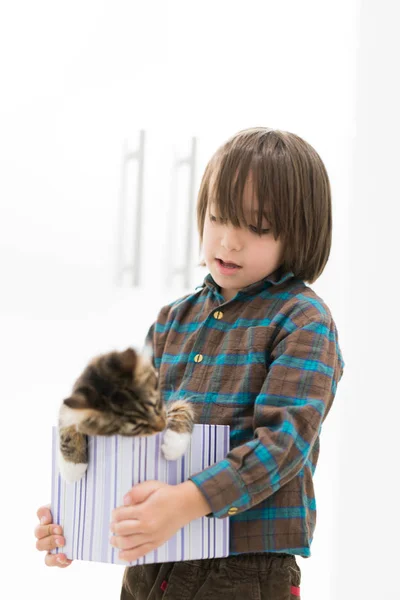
[216,258,242,269]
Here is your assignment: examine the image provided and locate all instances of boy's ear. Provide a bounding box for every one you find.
[63,395,89,409]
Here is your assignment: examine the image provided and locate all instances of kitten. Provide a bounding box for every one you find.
[58,346,195,482]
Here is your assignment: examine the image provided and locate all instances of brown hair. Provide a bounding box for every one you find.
[196,127,332,283]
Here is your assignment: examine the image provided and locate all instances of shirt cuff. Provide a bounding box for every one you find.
[188,458,252,519]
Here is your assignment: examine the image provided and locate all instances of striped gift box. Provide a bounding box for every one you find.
[50,424,230,565]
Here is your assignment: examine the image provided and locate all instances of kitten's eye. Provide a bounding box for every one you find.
[110,390,127,404]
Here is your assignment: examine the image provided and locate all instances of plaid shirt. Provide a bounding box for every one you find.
[145,267,345,557]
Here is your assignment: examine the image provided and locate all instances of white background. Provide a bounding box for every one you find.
[0,2,397,599]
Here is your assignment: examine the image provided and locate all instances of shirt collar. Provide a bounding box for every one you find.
[201,265,296,298]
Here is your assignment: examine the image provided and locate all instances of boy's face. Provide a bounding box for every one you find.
[202,175,284,302]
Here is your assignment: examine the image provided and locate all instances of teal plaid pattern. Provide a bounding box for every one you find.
[144,267,344,557]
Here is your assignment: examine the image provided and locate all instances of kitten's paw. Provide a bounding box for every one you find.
[58,450,88,482]
[161,429,191,460]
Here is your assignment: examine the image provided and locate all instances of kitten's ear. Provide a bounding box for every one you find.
[118,348,138,374]
[63,395,89,409]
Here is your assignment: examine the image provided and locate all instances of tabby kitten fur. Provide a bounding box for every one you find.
[58,346,195,482]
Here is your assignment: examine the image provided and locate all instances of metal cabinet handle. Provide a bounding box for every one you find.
[116,130,146,287]
[166,136,198,289]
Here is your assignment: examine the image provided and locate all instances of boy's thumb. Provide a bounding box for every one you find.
[123,480,166,506]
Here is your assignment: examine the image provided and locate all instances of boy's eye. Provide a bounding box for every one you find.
[211,214,270,234]
[210,214,227,224]
[249,225,270,235]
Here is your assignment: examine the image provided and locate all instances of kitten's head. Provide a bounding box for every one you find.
[59,347,167,436]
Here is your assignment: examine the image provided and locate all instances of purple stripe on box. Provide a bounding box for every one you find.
[132,433,135,486]
[77,478,82,559]
[145,436,147,480]
[181,452,185,560]
[75,480,79,558]
[51,439,56,555]
[102,437,112,563]
[82,467,87,559]
[207,425,212,556]
[57,472,61,536]
[112,436,118,564]
[139,433,143,570]
[223,425,228,558]
[154,434,160,564]
[82,477,85,559]
[202,425,205,559]
[139,437,141,482]
[209,425,217,556]
[143,436,148,565]
[167,453,178,560]
[72,480,77,556]
[143,437,147,565]
[89,437,97,561]
[51,429,58,555]
[155,434,160,479]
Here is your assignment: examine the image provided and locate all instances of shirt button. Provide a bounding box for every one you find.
[213,311,224,320]
[194,354,203,363]
[227,507,238,515]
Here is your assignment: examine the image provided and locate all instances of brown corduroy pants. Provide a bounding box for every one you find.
[120,552,301,599]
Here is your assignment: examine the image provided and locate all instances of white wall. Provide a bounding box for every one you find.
[332,2,400,598]
[0,2,360,598]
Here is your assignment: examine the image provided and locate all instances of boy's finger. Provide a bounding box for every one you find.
[44,552,72,568]
[36,535,65,552]
[34,524,63,540]
[111,505,141,523]
[37,505,52,524]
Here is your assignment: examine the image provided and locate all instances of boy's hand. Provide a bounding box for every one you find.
[34,505,73,568]
[110,480,211,562]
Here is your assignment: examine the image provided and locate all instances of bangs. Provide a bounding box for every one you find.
[205,134,287,239]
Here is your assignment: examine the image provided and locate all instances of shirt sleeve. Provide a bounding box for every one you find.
[188,310,345,519]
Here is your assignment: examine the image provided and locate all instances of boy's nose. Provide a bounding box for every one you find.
[221,227,243,252]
